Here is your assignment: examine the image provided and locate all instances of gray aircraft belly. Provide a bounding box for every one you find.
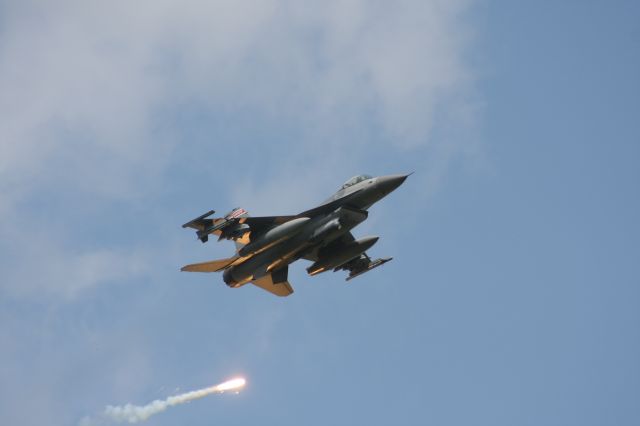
[226,210,365,283]
[228,216,326,280]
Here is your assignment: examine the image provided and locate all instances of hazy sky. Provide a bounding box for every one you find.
[1,1,638,425]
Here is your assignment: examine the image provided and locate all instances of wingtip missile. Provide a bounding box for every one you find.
[182,209,215,228]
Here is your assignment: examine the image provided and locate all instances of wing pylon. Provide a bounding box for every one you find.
[339,255,393,281]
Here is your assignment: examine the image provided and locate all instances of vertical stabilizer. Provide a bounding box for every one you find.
[251,266,293,297]
[224,207,250,252]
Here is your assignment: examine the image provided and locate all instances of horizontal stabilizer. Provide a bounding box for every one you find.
[181,256,238,273]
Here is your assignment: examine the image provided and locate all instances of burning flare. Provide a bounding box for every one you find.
[79,377,246,425]
[214,377,246,392]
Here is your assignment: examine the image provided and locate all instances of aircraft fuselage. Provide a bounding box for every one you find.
[222,174,408,287]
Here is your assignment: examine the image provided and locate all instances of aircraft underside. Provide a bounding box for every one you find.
[181,174,409,296]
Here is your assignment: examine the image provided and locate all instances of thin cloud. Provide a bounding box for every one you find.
[0,0,477,295]
[0,4,480,425]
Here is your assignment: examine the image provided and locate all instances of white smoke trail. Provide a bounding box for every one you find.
[79,377,245,425]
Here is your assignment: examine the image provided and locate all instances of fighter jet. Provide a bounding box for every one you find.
[181,173,410,297]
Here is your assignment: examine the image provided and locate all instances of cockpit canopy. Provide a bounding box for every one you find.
[341,174,373,190]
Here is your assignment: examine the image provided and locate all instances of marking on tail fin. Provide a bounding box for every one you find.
[230,208,250,251]
[227,207,248,219]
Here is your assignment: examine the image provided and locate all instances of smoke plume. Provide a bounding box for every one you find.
[79,377,245,425]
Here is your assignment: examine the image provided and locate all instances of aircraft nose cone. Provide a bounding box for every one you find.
[377,173,411,195]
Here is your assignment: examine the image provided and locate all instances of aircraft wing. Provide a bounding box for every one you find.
[251,266,293,297]
[182,208,296,243]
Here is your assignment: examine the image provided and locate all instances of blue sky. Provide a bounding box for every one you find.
[1,1,639,425]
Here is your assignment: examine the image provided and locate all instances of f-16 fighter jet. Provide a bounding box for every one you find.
[181,173,410,297]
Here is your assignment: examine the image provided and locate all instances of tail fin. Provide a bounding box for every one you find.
[251,266,293,297]
[224,207,250,252]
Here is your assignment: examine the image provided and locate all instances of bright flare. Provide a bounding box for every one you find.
[214,377,246,392]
